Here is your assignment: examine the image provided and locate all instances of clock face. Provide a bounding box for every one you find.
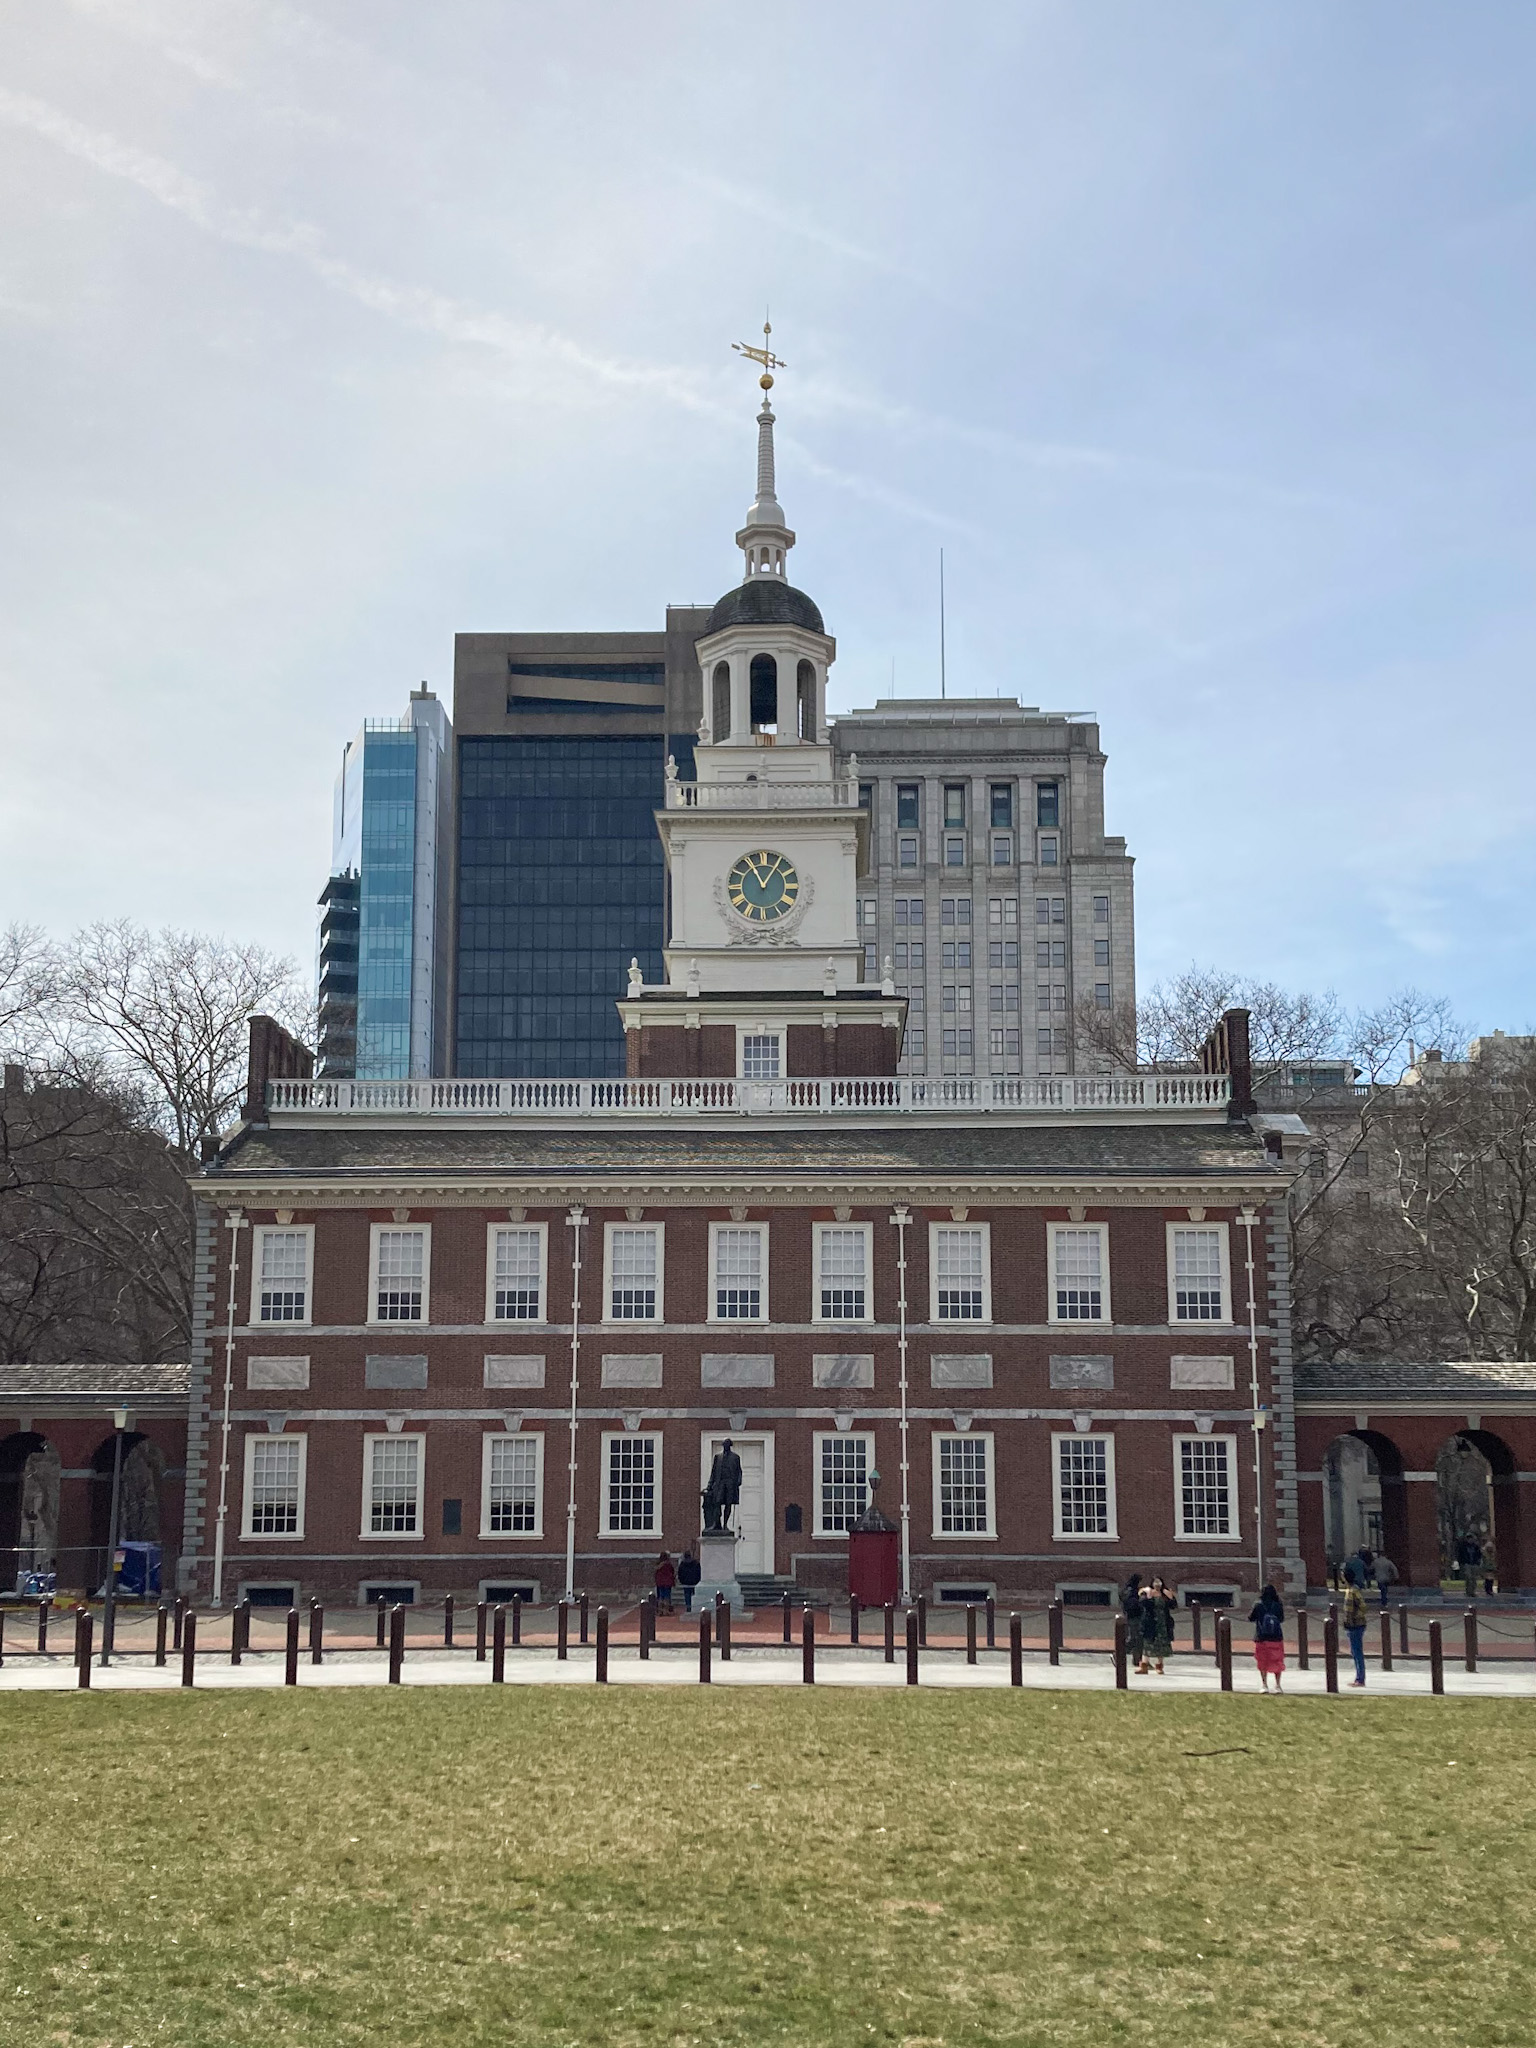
[727,848,800,923]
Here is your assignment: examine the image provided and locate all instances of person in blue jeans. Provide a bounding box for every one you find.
[1343,1579,1368,1686]
[677,1547,702,1612]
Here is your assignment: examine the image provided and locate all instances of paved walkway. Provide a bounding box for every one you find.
[5,1642,1533,1700]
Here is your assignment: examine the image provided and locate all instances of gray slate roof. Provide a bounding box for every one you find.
[209,1117,1276,1183]
[0,1363,190,1398]
[705,579,825,637]
[1295,1359,1536,1399]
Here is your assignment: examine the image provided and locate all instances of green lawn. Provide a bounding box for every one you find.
[3,1689,1529,2046]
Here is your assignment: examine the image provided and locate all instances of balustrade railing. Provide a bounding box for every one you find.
[663,776,860,809]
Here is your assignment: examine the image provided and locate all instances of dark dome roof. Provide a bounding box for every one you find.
[705,578,824,638]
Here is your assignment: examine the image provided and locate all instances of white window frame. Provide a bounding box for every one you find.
[602,1221,665,1325]
[813,1430,876,1537]
[600,1430,663,1538]
[367,1222,431,1327]
[931,1430,996,1540]
[928,1221,992,1325]
[241,1432,307,1541]
[735,1026,785,1080]
[813,1222,874,1326]
[250,1224,314,1328]
[1052,1431,1119,1542]
[1048,1222,1112,1326]
[708,1221,769,1324]
[1173,1433,1241,1543]
[360,1431,425,1541]
[1166,1222,1233,1327]
[484,1221,548,1326]
[479,1432,545,1541]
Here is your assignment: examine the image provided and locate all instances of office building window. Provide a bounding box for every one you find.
[740,1032,781,1079]
[990,785,1014,829]
[1094,938,1110,968]
[1051,1224,1109,1322]
[989,940,1019,968]
[1036,896,1065,925]
[1053,1434,1116,1538]
[1094,894,1110,923]
[858,898,877,928]
[1037,985,1052,1012]
[370,1225,429,1324]
[712,1224,766,1321]
[991,834,1013,866]
[940,940,971,969]
[1169,1226,1231,1323]
[483,1434,542,1536]
[244,1435,305,1538]
[898,836,918,869]
[1005,1028,1020,1058]
[1037,781,1060,828]
[957,1028,973,1058]
[941,898,972,927]
[945,836,966,868]
[896,784,921,828]
[602,1432,660,1535]
[1005,983,1019,1011]
[943,785,967,827]
[989,1027,1004,1056]
[931,1224,989,1322]
[858,782,873,813]
[1037,1028,1054,1056]
[942,1028,957,1059]
[1053,986,1067,1011]
[989,985,1003,1014]
[816,1224,871,1322]
[1053,1028,1068,1055]
[606,1225,662,1322]
[816,1432,874,1535]
[934,1433,994,1537]
[864,943,879,978]
[1176,1435,1238,1539]
[894,897,924,926]
[906,1028,925,1059]
[254,1227,312,1326]
[1039,835,1060,866]
[488,1224,546,1323]
[1095,984,1111,1009]
[958,984,972,1012]
[365,1434,423,1537]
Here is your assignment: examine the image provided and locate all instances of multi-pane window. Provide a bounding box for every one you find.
[608,1226,661,1321]
[935,1433,992,1536]
[858,898,878,928]
[943,785,967,827]
[932,1225,988,1321]
[816,1433,873,1534]
[1054,1434,1115,1538]
[1036,896,1065,925]
[1051,1225,1108,1322]
[906,1028,925,1059]
[245,1435,304,1537]
[1094,938,1110,967]
[484,1435,541,1535]
[1093,894,1110,923]
[1039,835,1060,866]
[1037,1029,1055,1056]
[490,1226,543,1321]
[988,940,1020,969]
[940,898,972,927]
[894,941,925,971]
[1037,781,1060,828]
[816,1225,870,1321]
[945,836,966,867]
[713,1226,765,1320]
[1170,1226,1229,1323]
[603,1433,660,1534]
[1037,939,1066,968]
[864,943,879,978]
[366,1434,422,1536]
[372,1227,427,1323]
[1095,984,1111,1009]
[894,897,924,927]
[990,785,1014,828]
[255,1228,311,1324]
[1177,1436,1236,1539]
[741,1033,781,1079]
[896,784,921,828]
[898,835,918,869]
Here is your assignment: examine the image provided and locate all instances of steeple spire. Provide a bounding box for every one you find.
[731,321,794,583]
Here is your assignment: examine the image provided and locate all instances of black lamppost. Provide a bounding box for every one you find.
[99,1405,129,1668]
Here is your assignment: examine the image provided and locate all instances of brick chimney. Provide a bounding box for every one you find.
[242,1016,315,1123]
[1199,1007,1256,1119]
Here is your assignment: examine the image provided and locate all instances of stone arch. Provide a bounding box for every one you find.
[796,659,817,741]
[0,1431,60,1583]
[711,661,731,741]
[749,653,778,734]
[1437,1427,1520,1591]
[89,1429,153,1556]
[1322,1428,1406,1577]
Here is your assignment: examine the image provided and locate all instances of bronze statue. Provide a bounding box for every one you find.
[701,1438,743,1532]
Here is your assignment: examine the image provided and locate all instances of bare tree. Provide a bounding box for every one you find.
[1075,964,1345,1078]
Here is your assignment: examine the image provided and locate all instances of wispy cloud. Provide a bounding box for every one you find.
[675,168,940,294]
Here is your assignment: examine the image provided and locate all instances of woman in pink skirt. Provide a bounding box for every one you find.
[1249,1582,1286,1692]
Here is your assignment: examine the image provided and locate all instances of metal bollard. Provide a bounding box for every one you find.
[309,1602,324,1666]
[699,1610,712,1684]
[965,1605,978,1666]
[557,1600,569,1662]
[596,1606,609,1684]
[884,1602,895,1664]
[1009,1610,1023,1687]
[444,1594,455,1648]
[492,1605,506,1684]
[1048,1599,1062,1667]
[511,1592,522,1645]
[376,1595,388,1649]
[1380,1610,1393,1672]
[1429,1619,1444,1695]
[905,1606,919,1686]
[77,1610,92,1688]
[781,1590,792,1644]
[1464,1606,1478,1673]
[1324,1612,1339,1694]
[1113,1612,1127,1689]
[173,1596,185,1652]
[232,1599,250,1667]
[1297,1609,1310,1670]
[74,1604,88,1671]
[1191,1600,1203,1656]
[719,1599,732,1663]
[849,1593,860,1646]
[579,1592,589,1646]
[285,1608,300,1686]
[1399,1602,1410,1657]
[639,1595,651,1662]
[181,1609,197,1687]
[1217,1612,1233,1692]
[802,1604,815,1684]
[37,1599,49,1655]
[917,1594,927,1647]
[388,1604,405,1684]
[155,1604,169,1667]
[985,1594,996,1649]
[476,1601,488,1662]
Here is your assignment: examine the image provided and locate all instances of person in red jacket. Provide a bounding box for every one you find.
[655,1551,676,1614]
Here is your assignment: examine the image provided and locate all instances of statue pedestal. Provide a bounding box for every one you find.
[694,1529,745,1617]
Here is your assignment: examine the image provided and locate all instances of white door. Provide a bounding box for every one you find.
[701,1433,773,1576]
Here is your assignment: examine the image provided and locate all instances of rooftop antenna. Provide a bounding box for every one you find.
[939,548,947,699]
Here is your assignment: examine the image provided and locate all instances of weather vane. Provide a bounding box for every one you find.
[732,318,785,392]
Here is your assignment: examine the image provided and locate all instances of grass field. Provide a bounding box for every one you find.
[3,1690,1530,2047]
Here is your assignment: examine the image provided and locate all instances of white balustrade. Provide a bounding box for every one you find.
[663,778,860,810]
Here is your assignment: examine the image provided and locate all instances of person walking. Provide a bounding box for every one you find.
[1373,1553,1398,1607]
[1121,1572,1144,1674]
[1343,1577,1368,1686]
[1138,1576,1176,1675]
[1249,1583,1286,1693]
[654,1551,676,1615]
[677,1547,701,1612]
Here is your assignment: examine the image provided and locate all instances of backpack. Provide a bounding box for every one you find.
[1256,1609,1284,1643]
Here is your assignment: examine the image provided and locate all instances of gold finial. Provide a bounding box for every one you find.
[732,318,785,393]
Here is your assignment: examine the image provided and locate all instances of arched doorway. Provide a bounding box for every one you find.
[1322,1429,1407,1578]
[89,1430,158,1590]
[0,1432,60,1588]
[1436,1429,1518,1592]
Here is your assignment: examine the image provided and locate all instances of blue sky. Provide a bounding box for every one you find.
[2,3,1533,1031]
